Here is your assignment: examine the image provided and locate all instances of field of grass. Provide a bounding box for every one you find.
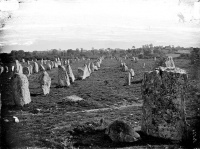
[0,58,199,149]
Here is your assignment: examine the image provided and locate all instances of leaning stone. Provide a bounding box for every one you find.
[106,120,140,142]
[39,71,51,95]
[11,73,31,106]
[141,66,188,141]
[58,65,70,87]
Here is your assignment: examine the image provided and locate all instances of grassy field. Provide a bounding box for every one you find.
[0,58,199,149]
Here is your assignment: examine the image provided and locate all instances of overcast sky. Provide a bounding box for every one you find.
[0,0,200,53]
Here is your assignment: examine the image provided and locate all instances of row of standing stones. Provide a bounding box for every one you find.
[0,57,103,107]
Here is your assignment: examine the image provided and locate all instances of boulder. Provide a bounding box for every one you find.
[141,67,188,141]
[106,120,140,142]
[11,73,31,106]
[39,71,51,95]
[58,65,70,87]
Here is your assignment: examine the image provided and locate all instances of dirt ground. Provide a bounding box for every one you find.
[0,58,199,149]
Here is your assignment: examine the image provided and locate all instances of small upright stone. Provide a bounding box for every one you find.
[11,73,31,106]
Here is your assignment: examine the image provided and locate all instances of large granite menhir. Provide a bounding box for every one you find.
[141,67,188,141]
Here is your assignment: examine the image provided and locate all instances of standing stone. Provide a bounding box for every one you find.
[87,63,91,74]
[33,62,39,73]
[14,60,23,73]
[122,64,128,72]
[54,62,58,68]
[22,59,25,63]
[165,56,175,68]
[90,62,95,72]
[95,61,101,68]
[129,69,135,79]
[11,73,31,106]
[51,61,55,68]
[28,65,33,74]
[78,64,90,80]
[66,64,75,83]
[58,65,70,87]
[143,63,146,69]
[141,67,188,141]
[27,60,30,65]
[39,64,45,71]
[46,63,52,70]
[0,65,4,75]
[126,72,131,86]
[23,66,30,77]
[39,71,51,95]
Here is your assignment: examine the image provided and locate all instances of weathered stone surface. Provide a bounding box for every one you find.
[33,62,39,73]
[106,120,140,142]
[141,66,188,141]
[11,73,31,106]
[66,64,75,83]
[58,65,70,87]
[39,71,51,95]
